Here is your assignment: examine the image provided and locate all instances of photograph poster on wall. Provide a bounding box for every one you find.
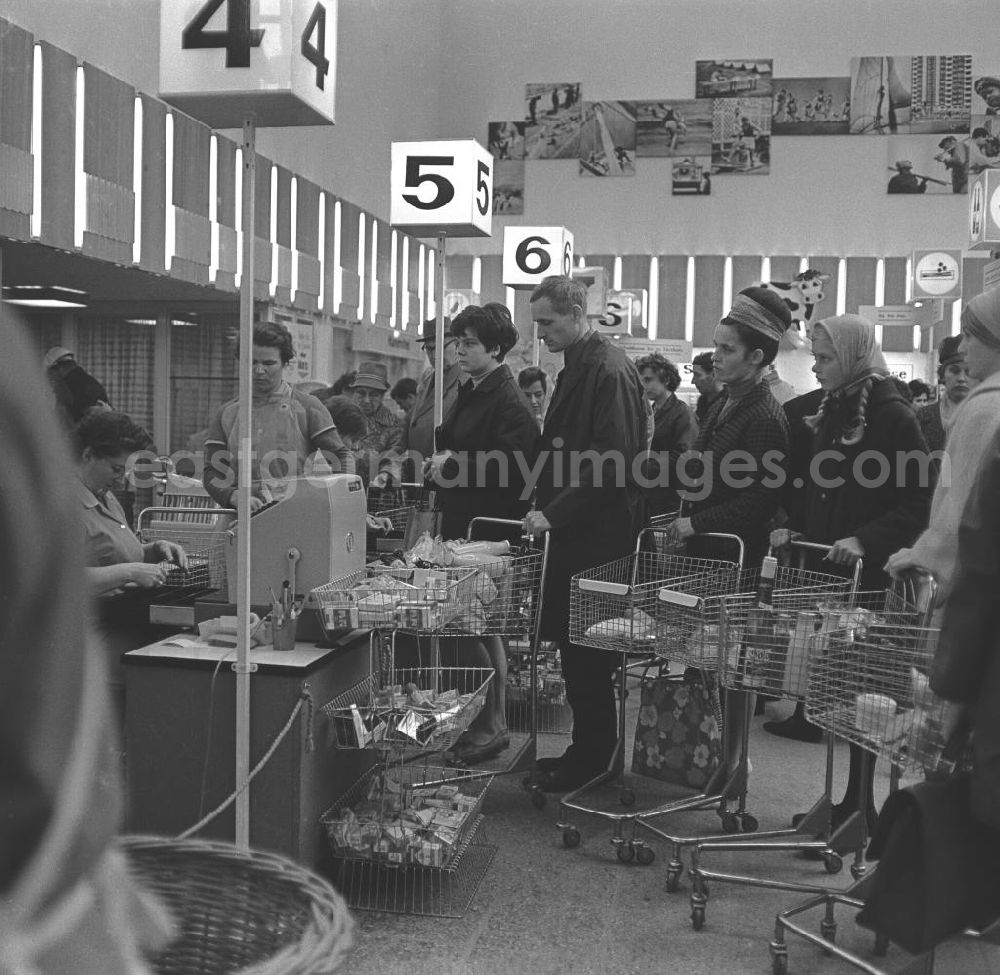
[771,77,851,135]
[492,160,525,215]
[886,137,955,195]
[849,56,971,135]
[488,121,526,161]
[672,156,711,195]
[524,82,583,159]
[695,59,773,100]
[711,97,771,175]
[633,99,713,158]
[973,71,1000,116]
[578,101,637,176]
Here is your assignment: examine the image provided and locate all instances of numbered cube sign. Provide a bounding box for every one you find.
[390,140,493,238]
[911,250,961,301]
[596,290,646,335]
[160,0,338,128]
[502,227,574,289]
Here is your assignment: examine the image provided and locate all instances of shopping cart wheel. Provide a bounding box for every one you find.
[738,812,759,833]
[664,866,681,892]
[530,788,547,810]
[820,918,837,943]
[616,841,636,864]
[822,852,843,875]
[635,844,655,866]
[691,905,705,931]
[874,932,890,956]
[770,950,788,975]
[619,787,636,807]
[720,811,741,833]
[562,828,581,849]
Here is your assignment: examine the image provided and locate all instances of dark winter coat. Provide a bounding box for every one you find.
[433,365,540,541]
[686,380,790,570]
[534,331,648,640]
[644,395,697,517]
[792,377,931,590]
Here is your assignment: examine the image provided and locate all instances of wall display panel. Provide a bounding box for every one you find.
[0,20,34,238]
[692,255,725,347]
[139,94,167,273]
[963,255,986,300]
[805,255,840,321]
[250,153,273,300]
[39,41,77,250]
[478,254,505,307]
[524,82,582,160]
[443,254,474,294]
[881,324,915,354]
[656,255,689,342]
[337,200,361,320]
[271,164,294,305]
[731,255,764,296]
[169,111,211,284]
[211,134,238,292]
[844,257,878,316]
[768,256,801,285]
[578,101,636,177]
[883,257,909,305]
[293,176,320,310]
[771,77,851,136]
[620,254,650,338]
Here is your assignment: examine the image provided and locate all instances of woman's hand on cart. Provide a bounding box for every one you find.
[523,510,551,536]
[883,546,928,580]
[370,471,395,490]
[825,535,864,567]
[768,528,802,551]
[423,450,457,487]
[664,516,695,546]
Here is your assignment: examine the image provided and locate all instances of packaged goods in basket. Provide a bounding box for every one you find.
[584,607,658,646]
[323,776,482,865]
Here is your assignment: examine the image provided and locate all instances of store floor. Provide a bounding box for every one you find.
[338,687,1000,975]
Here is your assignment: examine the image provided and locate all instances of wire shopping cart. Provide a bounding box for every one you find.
[552,529,743,865]
[767,575,950,975]
[367,482,437,552]
[638,544,857,894]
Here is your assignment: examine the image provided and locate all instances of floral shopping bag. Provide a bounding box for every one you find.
[631,674,721,789]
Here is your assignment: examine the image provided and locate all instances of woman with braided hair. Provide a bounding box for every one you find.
[772,314,931,829]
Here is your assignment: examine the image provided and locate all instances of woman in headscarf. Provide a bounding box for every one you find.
[773,314,931,831]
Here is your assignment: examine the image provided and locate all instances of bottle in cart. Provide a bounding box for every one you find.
[741,555,778,689]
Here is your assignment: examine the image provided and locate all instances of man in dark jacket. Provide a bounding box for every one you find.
[524,275,648,792]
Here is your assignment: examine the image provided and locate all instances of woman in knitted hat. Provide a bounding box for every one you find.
[665,285,792,568]
[774,313,931,831]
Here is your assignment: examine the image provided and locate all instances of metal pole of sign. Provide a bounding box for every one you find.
[432,236,447,436]
[532,322,540,367]
[234,114,257,852]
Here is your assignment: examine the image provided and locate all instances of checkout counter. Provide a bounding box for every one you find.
[123,474,374,870]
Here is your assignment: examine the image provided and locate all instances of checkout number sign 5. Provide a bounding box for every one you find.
[403,155,490,217]
[181,0,332,88]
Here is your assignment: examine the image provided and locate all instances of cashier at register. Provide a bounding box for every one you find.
[74,408,188,595]
[202,321,354,511]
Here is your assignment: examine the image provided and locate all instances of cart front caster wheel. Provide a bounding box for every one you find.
[823,852,843,874]
[616,841,636,864]
[874,933,890,956]
[562,828,581,849]
[771,951,788,975]
[739,813,759,833]
[720,812,741,833]
[636,844,655,866]
[691,905,705,931]
[665,867,681,893]
[821,919,837,943]
[530,789,546,810]
[619,787,636,807]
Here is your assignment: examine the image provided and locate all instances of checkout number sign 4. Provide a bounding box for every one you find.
[181,0,331,87]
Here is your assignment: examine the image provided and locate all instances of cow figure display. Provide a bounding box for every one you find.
[760,269,830,348]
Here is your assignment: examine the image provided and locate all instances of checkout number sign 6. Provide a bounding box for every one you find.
[182,0,332,88]
[515,236,573,277]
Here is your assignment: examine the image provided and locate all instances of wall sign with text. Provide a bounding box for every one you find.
[389,140,493,238]
[160,0,338,128]
[502,226,573,289]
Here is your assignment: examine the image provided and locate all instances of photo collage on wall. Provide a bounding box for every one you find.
[486,53,997,212]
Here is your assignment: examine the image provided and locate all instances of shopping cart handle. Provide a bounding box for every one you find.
[658,588,703,610]
[577,578,631,597]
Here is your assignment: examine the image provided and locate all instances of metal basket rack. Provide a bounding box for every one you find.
[136,505,233,596]
[319,762,496,918]
[366,483,437,544]
[546,529,743,865]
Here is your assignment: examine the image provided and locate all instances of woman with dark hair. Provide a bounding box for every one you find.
[664,286,791,568]
[202,321,352,511]
[635,351,696,517]
[517,365,548,427]
[425,303,540,765]
[73,408,189,714]
[773,314,931,828]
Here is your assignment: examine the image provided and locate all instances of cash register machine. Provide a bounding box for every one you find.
[124,473,374,867]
